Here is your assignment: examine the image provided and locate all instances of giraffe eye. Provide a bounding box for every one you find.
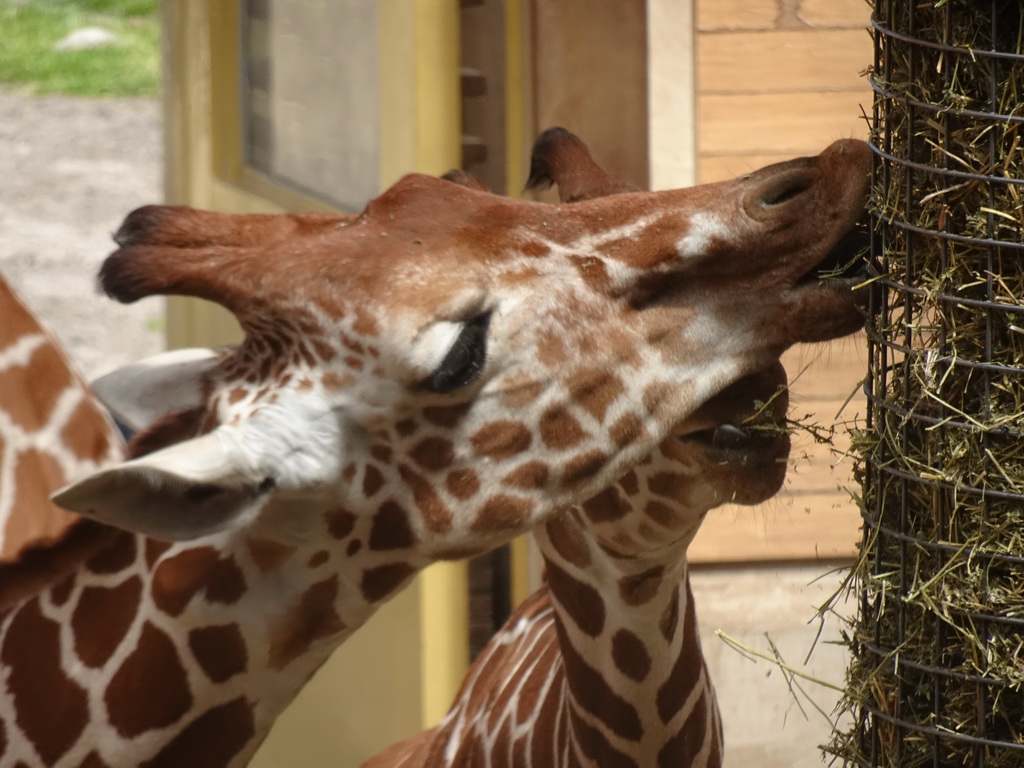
[420,312,492,394]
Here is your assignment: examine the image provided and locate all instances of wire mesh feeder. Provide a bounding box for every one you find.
[827,1,1024,766]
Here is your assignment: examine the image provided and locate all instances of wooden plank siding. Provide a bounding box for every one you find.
[688,0,873,563]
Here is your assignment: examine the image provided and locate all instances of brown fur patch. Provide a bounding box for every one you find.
[501,461,550,490]
[0,520,118,617]
[346,539,362,557]
[408,437,455,471]
[658,691,710,768]
[307,550,329,569]
[645,500,677,528]
[326,508,357,539]
[370,444,393,463]
[145,538,173,568]
[369,502,417,550]
[619,470,640,496]
[612,629,651,682]
[642,380,674,416]
[322,371,354,391]
[536,331,567,367]
[205,556,246,605]
[60,398,119,462]
[245,537,296,573]
[311,338,336,362]
[128,407,207,459]
[539,406,588,450]
[86,534,137,574]
[470,420,532,460]
[422,403,471,428]
[518,239,551,258]
[51,574,75,606]
[77,752,111,768]
[445,468,480,500]
[567,369,625,421]
[189,624,248,682]
[269,576,345,669]
[395,418,419,437]
[151,547,245,616]
[609,412,647,447]
[498,377,545,408]
[11,448,66,542]
[398,464,452,534]
[582,485,631,523]
[72,576,143,668]
[470,495,535,534]
[140,697,255,768]
[353,307,380,337]
[361,562,416,602]
[105,622,193,737]
[648,472,682,499]
[362,464,385,497]
[2,600,89,764]
[570,255,611,287]
[561,450,609,487]
[544,513,592,569]
[0,343,73,433]
[660,584,681,640]
[560,635,643,746]
[546,560,605,638]
[618,566,665,606]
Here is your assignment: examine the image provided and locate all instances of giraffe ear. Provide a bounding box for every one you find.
[51,432,270,541]
[91,348,219,433]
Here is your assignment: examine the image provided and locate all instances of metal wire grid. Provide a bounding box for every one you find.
[848,1,1024,766]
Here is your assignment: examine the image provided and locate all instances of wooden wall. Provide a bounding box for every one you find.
[696,0,871,183]
[688,0,874,563]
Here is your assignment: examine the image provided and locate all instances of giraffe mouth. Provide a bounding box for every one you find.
[797,220,870,286]
[791,218,876,312]
[674,362,791,466]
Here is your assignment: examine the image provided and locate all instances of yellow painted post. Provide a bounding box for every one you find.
[504,0,530,197]
[408,0,469,729]
[503,0,535,608]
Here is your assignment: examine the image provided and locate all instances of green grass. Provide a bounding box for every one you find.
[0,0,159,97]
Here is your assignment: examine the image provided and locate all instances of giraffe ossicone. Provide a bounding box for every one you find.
[0,135,869,767]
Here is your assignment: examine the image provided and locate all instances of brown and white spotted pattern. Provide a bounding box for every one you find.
[0,274,120,560]
[362,131,842,768]
[0,135,868,767]
[364,364,797,768]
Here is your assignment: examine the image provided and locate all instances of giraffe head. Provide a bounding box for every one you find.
[54,140,871,574]
[523,129,861,559]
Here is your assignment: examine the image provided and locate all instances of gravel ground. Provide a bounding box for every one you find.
[0,88,164,380]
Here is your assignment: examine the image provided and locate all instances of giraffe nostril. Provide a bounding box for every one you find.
[757,176,812,208]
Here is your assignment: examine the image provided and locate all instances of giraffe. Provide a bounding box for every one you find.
[361,130,871,768]
[0,137,869,767]
[0,273,121,561]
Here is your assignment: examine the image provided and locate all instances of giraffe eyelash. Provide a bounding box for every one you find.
[419,311,493,394]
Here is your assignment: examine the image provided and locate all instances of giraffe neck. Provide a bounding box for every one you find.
[0,276,121,559]
[529,507,721,768]
[0,503,425,768]
[376,465,723,768]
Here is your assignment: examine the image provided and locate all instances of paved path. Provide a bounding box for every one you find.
[0,89,164,380]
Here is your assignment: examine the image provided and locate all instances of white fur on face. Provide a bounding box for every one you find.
[675,211,734,259]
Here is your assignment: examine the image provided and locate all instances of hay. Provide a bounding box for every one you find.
[826,1,1024,766]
